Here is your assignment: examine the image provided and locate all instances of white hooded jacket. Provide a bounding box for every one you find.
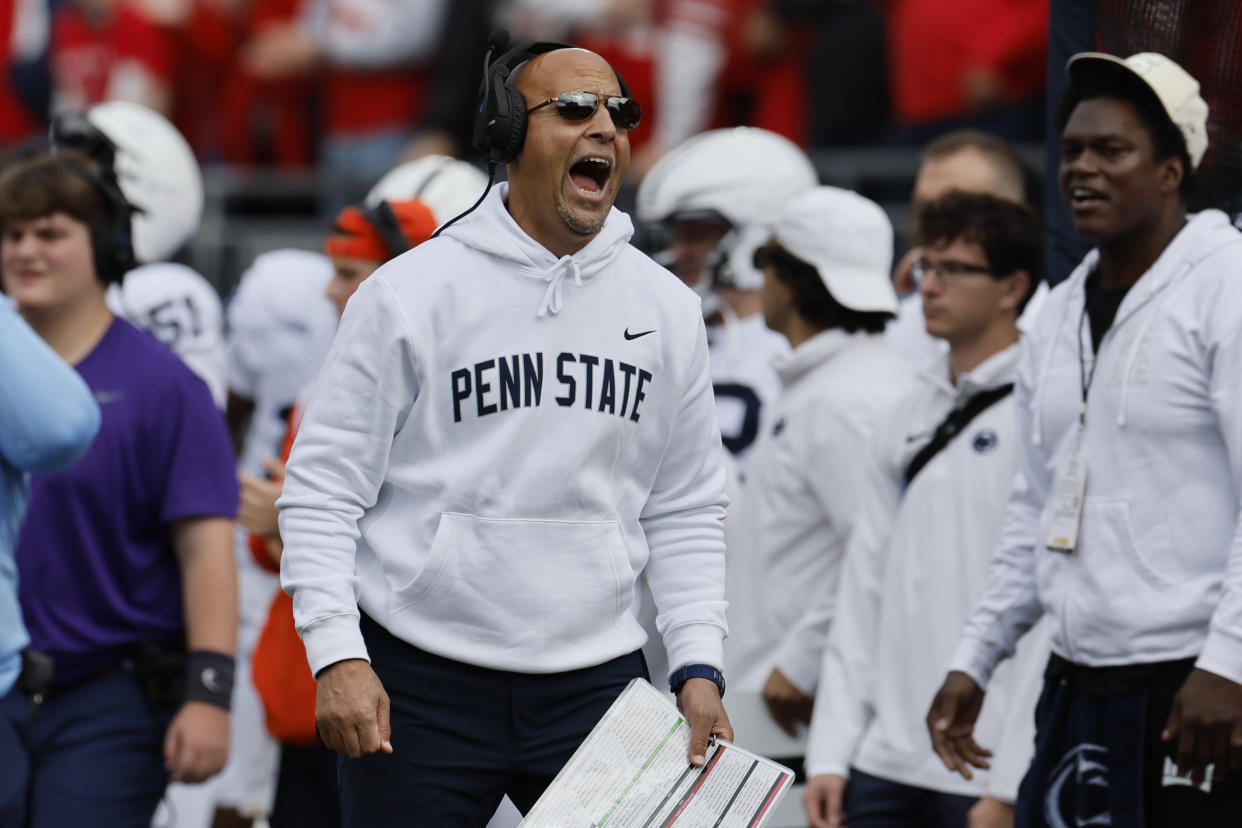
[725,329,911,692]
[951,210,1242,688]
[805,344,1049,799]
[278,183,729,678]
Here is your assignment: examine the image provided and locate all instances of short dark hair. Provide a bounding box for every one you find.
[921,129,1037,209]
[1056,61,1195,198]
[760,244,893,334]
[918,190,1043,313]
[0,150,111,231]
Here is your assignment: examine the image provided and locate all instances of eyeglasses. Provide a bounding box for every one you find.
[527,91,643,131]
[912,258,993,283]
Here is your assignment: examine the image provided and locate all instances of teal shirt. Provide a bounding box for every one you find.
[0,300,100,695]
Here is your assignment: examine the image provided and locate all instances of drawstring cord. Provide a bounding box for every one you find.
[536,255,582,318]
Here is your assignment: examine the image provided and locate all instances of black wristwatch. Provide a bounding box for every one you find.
[669,664,726,698]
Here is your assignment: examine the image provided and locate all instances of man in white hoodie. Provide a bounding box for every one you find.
[928,52,1242,827]
[802,191,1046,828]
[723,187,911,713]
[277,43,731,826]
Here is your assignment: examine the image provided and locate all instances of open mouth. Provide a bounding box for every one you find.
[569,156,612,197]
[1069,185,1107,211]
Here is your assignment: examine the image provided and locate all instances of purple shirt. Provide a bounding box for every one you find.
[17,318,238,682]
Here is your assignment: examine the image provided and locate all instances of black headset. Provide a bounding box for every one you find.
[438,31,632,239]
[471,31,633,165]
[48,111,139,286]
[359,200,412,260]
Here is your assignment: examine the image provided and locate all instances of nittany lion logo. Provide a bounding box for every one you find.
[1044,743,1110,828]
[972,429,999,454]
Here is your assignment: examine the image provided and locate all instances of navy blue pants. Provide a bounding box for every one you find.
[270,743,340,828]
[338,613,647,827]
[0,669,169,828]
[841,768,976,828]
[1016,656,1242,828]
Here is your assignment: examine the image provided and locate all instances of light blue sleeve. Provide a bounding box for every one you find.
[0,301,101,474]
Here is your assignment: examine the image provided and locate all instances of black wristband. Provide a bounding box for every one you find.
[184,650,234,711]
[669,664,726,699]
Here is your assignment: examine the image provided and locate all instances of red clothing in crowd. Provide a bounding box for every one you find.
[250,401,317,746]
[176,0,314,166]
[51,1,175,111]
[661,0,808,145]
[883,0,1048,125]
[0,0,38,144]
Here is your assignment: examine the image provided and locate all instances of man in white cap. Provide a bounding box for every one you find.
[802,190,1045,828]
[928,52,1242,826]
[725,186,911,723]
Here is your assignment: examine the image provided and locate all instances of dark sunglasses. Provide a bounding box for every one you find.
[527,91,643,131]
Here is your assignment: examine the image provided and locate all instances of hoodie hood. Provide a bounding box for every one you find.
[440,182,635,318]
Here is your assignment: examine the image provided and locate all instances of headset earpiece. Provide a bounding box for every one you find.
[49,113,138,286]
[475,35,637,165]
[362,201,413,260]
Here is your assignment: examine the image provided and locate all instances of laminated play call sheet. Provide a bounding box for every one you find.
[521,679,794,827]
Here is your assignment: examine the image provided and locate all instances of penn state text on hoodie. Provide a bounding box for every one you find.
[278,184,729,678]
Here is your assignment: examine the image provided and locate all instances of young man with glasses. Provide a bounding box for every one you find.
[801,191,1044,828]
[725,186,910,729]
[929,52,1242,827]
[277,46,732,827]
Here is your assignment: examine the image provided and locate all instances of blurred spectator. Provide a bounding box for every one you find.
[0,0,50,149]
[501,0,659,156]
[242,0,451,191]
[177,0,317,167]
[50,0,177,116]
[881,0,1048,145]
[635,0,805,174]
[0,298,100,827]
[886,130,1047,366]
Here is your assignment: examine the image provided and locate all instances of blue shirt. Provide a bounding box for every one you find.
[0,300,100,696]
[16,317,237,683]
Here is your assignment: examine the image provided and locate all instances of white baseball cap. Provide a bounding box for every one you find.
[1066,51,1209,169]
[768,186,898,314]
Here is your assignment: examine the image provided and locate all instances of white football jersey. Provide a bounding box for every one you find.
[107,262,227,407]
[226,248,338,478]
[706,312,789,468]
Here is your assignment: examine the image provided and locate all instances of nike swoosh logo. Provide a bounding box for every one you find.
[624,328,656,340]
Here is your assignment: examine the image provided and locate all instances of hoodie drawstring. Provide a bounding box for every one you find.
[537,255,582,318]
[1030,299,1071,448]
[1115,262,1192,428]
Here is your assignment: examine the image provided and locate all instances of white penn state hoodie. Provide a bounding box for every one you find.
[951,210,1242,689]
[278,183,729,678]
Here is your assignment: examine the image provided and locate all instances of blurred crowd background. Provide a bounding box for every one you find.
[1,0,1240,303]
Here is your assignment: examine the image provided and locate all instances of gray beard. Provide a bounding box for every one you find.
[557,193,606,236]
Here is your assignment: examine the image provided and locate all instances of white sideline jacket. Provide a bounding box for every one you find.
[805,344,1049,799]
[707,312,790,466]
[951,210,1242,689]
[278,183,729,678]
[107,262,227,407]
[725,329,912,693]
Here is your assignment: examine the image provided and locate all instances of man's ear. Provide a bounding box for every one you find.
[1000,269,1031,315]
[1160,155,1185,195]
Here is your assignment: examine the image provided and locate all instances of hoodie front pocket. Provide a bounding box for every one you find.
[1082,499,1178,591]
[389,512,632,646]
